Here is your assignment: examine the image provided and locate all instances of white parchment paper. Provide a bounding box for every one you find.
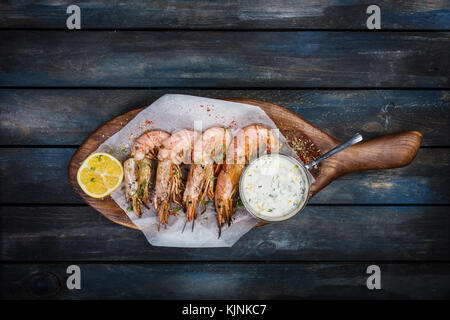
[95,94,307,247]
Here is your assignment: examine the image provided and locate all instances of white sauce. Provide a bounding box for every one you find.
[240,155,308,220]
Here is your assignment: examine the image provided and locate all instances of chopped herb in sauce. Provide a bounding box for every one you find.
[241,155,307,219]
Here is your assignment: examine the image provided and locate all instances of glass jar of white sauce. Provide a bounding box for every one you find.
[239,154,311,222]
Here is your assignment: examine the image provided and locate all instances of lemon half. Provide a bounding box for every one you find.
[77,152,123,198]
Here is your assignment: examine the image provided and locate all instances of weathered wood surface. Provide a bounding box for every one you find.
[1,148,447,205]
[0,1,448,30]
[1,263,449,299]
[1,90,448,146]
[1,206,448,261]
[0,31,448,88]
[0,0,448,301]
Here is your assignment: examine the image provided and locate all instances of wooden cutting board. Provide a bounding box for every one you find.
[68,98,422,229]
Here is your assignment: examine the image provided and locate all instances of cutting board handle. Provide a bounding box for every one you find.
[336,130,422,173]
[310,131,422,196]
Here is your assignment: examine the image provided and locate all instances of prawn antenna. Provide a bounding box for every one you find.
[218,224,222,239]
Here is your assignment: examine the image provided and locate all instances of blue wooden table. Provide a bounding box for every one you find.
[0,1,449,299]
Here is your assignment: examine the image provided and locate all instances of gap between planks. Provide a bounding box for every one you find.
[1,260,449,264]
[1,87,450,90]
[1,28,450,32]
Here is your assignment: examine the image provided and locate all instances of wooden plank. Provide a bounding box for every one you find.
[0,148,447,204]
[0,31,448,88]
[1,263,449,299]
[0,148,81,204]
[0,1,448,30]
[1,89,448,147]
[1,206,448,261]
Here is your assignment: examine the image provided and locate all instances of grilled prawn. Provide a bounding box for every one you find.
[183,126,232,223]
[153,129,200,229]
[123,157,139,214]
[123,130,170,216]
[214,125,281,236]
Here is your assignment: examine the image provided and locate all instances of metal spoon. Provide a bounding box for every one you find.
[305,133,363,169]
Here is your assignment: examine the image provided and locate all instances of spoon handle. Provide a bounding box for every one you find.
[305,133,363,170]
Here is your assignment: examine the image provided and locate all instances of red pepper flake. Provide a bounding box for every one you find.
[286,134,321,177]
[228,120,238,129]
[145,120,152,125]
[200,105,204,108]
[206,107,211,112]
[169,211,176,216]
